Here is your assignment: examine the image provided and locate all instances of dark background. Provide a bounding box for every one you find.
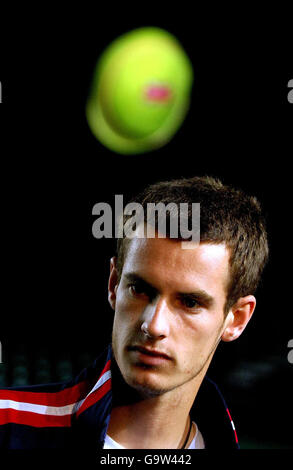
[1,9,292,449]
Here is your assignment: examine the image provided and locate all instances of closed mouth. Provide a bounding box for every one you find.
[129,346,171,360]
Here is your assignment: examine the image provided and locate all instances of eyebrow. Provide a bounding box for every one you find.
[123,272,215,307]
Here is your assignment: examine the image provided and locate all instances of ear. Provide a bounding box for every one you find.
[108,257,119,311]
[221,295,256,342]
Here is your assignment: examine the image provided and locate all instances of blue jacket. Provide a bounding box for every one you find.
[0,345,239,449]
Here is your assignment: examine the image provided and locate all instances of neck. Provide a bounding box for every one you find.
[107,363,203,449]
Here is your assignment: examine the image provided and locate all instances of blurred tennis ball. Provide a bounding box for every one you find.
[86,27,193,155]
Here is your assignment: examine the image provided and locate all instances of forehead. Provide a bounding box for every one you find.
[122,237,230,295]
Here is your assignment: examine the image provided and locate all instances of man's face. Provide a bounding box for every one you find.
[110,236,231,398]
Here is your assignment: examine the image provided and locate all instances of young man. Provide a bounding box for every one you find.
[0,176,269,449]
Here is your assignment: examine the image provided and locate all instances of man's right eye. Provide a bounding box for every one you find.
[128,283,147,297]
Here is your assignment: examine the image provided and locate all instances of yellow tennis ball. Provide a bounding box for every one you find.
[86,27,193,154]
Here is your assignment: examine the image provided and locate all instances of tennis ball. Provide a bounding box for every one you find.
[86,27,193,155]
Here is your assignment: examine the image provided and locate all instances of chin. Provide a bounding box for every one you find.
[129,379,167,398]
[125,368,173,398]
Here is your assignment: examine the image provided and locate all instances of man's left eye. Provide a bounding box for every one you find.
[181,297,199,309]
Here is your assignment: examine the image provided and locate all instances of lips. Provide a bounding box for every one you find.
[129,346,171,360]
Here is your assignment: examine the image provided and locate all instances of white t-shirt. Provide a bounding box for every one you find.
[103,422,205,449]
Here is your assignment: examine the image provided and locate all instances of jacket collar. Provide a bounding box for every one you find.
[74,344,239,449]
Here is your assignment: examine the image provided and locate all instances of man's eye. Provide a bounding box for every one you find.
[181,296,200,309]
[128,283,147,296]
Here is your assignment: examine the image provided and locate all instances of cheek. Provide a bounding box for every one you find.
[113,290,140,339]
[113,308,130,339]
[181,313,216,337]
[178,314,223,356]
[115,286,146,324]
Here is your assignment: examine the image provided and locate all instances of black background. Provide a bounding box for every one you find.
[1,8,292,449]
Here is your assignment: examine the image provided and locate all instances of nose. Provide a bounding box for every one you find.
[141,297,170,339]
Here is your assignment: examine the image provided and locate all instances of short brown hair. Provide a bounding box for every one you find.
[116,176,269,314]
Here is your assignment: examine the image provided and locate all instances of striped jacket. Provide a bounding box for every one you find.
[0,345,239,449]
